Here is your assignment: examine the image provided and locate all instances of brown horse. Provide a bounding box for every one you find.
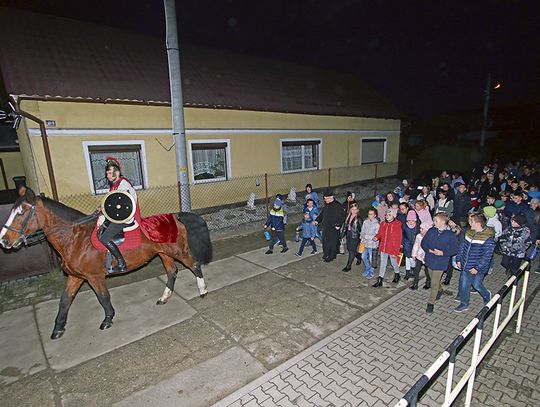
[0,188,212,339]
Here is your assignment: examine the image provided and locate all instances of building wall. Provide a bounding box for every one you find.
[0,150,25,189]
[18,99,400,210]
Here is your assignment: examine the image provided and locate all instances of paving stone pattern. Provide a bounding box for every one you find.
[214,266,540,407]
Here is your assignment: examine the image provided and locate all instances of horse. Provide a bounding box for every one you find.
[0,188,212,339]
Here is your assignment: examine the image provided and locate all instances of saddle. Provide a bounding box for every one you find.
[90,221,142,252]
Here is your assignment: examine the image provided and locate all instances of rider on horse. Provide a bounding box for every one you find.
[97,157,140,274]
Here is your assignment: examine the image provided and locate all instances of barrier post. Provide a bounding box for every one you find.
[465,316,485,406]
[445,350,456,403]
[516,265,530,334]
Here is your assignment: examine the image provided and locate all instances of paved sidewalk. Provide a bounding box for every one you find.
[212,269,540,407]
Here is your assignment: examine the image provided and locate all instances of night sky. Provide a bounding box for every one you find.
[1,0,539,118]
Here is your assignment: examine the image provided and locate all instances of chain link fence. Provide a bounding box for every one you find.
[58,162,399,231]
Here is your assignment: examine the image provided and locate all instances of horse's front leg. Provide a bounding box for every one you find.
[51,275,84,339]
[87,276,115,330]
[157,254,178,305]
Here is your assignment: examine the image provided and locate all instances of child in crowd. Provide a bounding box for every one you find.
[414,200,433,228]
[304,198,320,220]
[264,199,288,254]
[410,222,431,290]
[360,208,380,279]
[483,205,503,274]
[397,202,410,225]
[444,216,466,285]
[374,193,388,220]
[499,214,531,276]
[372,208,403,287]
[295,211,318,256]
[403,210,419,280]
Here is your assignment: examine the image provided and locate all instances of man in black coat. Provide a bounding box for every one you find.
[453,182,472,226]
[315,190,345,262]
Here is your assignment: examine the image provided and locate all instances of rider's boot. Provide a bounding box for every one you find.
[105,241,128,274]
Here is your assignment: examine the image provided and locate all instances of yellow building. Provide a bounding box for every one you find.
[0,8,403,214]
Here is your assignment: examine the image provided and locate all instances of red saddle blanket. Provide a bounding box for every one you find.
[91,213,178,251]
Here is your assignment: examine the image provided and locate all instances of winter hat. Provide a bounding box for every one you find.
[385,208,398,218]
[420,221,432,230]
[406,210,417,221]
[483,206,497,219]
[273,199,283,208]
[512,214,526,226]
[323,189,333,197]
[494,200,505,209]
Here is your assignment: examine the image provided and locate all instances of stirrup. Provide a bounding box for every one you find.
[106,263,128,275]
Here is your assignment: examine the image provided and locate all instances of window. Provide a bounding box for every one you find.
[190,141,230,182]
[84,142,147,194]
[361,138,386,164]
[281,140,321,172]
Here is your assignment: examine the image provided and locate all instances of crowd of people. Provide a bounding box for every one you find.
[263,159,540,314]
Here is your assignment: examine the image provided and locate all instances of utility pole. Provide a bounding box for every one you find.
[479,72,491,148]
[164,0,191,211]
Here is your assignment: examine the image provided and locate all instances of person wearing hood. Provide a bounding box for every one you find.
[264,199,288,254]
[499,214,532,276]
[315,190,345,262]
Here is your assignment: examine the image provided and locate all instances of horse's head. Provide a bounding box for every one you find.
[0,188,40,249]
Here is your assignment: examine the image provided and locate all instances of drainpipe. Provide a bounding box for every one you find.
[11,97,59,201]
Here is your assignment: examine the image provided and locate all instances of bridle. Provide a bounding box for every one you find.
[1,203,100,247]
[1,203,45,246]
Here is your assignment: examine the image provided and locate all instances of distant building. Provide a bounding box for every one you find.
[0,7,403,211]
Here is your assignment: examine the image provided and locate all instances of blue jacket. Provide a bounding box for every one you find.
[402,224,419,257]
[456,227,496,274]
[265,207,286,231]
[421,227,459,270]
[297,219,318,238]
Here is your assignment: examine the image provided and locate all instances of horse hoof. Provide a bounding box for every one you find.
[156,299,167,305]
[99,320,113,330]
[51,330,65,340]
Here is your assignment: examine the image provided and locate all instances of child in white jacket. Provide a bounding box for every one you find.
[410,222,432,290]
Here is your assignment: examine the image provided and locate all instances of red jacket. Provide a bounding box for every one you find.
[375,219,402,256]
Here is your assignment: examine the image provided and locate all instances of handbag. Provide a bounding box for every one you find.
[339,237,346,254]
[357,242,366,253]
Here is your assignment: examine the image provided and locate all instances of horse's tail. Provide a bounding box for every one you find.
[177,212,213,265]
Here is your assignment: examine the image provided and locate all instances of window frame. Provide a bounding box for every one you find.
[360,137,387,165]
[280,137,323,173]
[188,139,232,184]
[82,140,149,195]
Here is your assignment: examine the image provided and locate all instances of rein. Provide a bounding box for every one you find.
[1,205,100,246]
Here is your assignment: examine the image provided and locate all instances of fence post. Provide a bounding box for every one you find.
[0,158,8,190]
[264,173,269,212]
[374,163,378,196]
[328,168,331,188]
[177,181,183,212]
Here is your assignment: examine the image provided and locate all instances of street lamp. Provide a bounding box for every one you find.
[479,73,502,147]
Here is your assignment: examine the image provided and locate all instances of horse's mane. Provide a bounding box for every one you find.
[39,197,86,222]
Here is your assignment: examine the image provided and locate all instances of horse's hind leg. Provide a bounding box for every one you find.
[51,275,84,339]
[191,261,208,298]
[86,276,115,330]
[157,254,178,305]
